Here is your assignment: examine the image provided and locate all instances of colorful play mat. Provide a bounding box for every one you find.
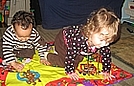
[0,51,133,86]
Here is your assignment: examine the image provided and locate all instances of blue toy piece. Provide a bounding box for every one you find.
[17,70,41,85]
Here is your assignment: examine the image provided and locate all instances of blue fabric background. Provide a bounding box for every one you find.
[39,0,124,29]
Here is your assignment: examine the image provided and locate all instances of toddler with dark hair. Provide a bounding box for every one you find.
[1,11,50,71]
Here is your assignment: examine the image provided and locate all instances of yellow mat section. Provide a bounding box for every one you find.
[5,51,103,86]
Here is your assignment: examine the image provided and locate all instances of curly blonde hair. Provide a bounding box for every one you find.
[82,8,120,43]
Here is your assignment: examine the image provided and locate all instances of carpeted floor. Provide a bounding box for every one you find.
[111,23,134,69]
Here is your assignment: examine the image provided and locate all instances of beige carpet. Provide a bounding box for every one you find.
[111,23,134,69]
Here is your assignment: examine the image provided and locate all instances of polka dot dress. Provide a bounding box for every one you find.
[63,26,111,74]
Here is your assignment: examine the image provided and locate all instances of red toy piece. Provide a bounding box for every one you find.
[0,58,9,86]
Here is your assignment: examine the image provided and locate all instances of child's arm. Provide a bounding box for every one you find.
[32,31,51,62]
[100,46,111,73]
[32,28,50,59]
[63,26,83,80]
[99,46,115,80]
[36,42,50,59]
[2,30,16,65]
[2,34,24,72]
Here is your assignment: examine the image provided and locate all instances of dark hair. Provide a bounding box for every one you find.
[11,11,35,30]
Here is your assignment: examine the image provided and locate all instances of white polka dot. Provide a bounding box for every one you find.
[74,50,76,53]
[73,47,76,49]
[78,39,81,41]
[69,56,72,58]
[73,43,76,45]
[67,66,70,68]
[107,54,110,57]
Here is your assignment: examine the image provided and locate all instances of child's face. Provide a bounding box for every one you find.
[90,28,112,48]
[14,23,32,41]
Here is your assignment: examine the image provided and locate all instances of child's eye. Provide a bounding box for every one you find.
[100,39,103,41]
[100,33,108,36]
[100,33,104,36]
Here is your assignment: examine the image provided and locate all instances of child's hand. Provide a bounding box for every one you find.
[67,72,79,81]
[40,59,51,65]
[10,61,24,72]
[100,72,115,80]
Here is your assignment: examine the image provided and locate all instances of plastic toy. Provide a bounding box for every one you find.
[17,70,41,85]
[77,53,102,76]
[77,63,97,76]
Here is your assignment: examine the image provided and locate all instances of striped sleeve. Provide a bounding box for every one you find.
[32,29,50,59]
[2,27,16,65]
